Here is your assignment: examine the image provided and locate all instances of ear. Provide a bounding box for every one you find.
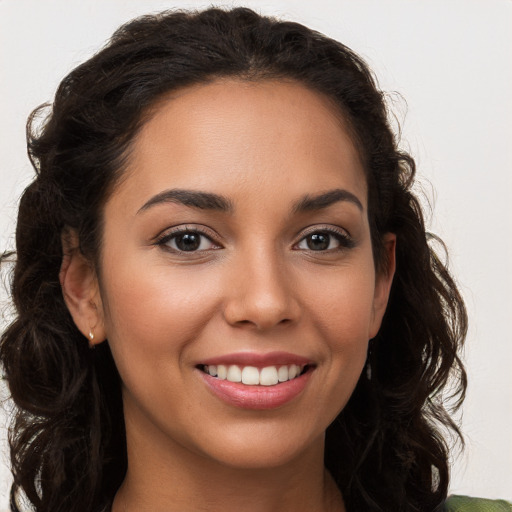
[59,228,106,346]
[369,233,396,339]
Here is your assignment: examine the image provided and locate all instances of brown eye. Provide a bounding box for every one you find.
[298,232,340,251]
[306,233,330,251]
[296,228,355,252]
[175,232,202,251]
[157,229,219,253]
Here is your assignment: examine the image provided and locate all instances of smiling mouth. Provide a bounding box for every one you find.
[199,364,310,386]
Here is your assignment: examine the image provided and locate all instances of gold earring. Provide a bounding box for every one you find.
[88,329,95,348]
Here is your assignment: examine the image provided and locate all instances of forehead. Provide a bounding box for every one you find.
[115,79,367,212]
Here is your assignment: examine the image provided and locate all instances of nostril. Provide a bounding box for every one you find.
[223,289,300,330]
[232,317,293,330]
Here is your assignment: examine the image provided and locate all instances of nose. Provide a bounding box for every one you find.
[223,247,300,331]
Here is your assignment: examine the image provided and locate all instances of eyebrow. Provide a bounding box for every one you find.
[138,189,234,214]
[292,189,363,213]
[137,187,363,215]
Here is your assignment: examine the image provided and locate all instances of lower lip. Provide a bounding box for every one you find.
[199,369,313,410]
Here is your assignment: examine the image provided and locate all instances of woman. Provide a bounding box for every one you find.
[0,6,503,512]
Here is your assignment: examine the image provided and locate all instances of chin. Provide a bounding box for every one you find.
[187,418,327,471]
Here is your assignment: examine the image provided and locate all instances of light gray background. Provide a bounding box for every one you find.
[1,0,511,507]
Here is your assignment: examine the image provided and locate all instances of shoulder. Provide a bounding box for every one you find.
[444,495,512,512]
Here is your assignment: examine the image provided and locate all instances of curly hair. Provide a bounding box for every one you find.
[0,7,467,512]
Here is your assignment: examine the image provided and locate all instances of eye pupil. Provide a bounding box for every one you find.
[307,233,329,251]
[176,233,201,251]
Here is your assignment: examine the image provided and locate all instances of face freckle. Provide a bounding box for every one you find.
[98,79,394,471]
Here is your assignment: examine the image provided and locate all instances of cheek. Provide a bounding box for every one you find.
[100,260,221,371]
[306,262,377,342]
[302,259,376,377]
[288,266,375,429]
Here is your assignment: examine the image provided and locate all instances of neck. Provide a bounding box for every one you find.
[112,403,344,512]
[114,462,344,512]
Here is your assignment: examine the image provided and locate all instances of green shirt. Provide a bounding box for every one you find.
[444,495,512,511]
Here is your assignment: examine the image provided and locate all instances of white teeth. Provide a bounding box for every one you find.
[241,366,260,385]
[260,366,279,386]
[217,364,227,380]
[204,363,306,385]
[288,364,298,379]
[226,365,242,383]
[277,366,289,382]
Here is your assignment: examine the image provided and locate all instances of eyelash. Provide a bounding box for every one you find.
[154,226,220,253]
[154,225,355,254]
[295,226,355,252]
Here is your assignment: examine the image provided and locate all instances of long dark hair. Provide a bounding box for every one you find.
[0,7,467,512]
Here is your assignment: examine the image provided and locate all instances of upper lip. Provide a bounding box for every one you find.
[198,351,314,368]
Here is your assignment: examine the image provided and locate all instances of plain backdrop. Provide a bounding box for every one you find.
[1,0,511,508]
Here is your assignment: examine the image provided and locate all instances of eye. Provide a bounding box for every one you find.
[295,229,354,252]
[156,228,219,253]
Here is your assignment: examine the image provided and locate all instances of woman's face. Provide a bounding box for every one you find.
[96,79,394,469]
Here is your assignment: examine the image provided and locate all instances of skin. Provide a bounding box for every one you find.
[61,79,395,512]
